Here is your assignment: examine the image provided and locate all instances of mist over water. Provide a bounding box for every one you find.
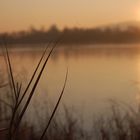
[0,44,140,127]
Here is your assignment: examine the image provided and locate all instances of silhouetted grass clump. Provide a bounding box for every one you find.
[0,41,68,140]
[92,101,140,140]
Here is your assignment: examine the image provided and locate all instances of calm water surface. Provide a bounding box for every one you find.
[0,44,140,125]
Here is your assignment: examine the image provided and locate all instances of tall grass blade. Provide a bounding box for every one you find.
[8,44,50,140]
[14,40,59,134]
[2,45,18,139]
[17,43,50,108]
[16,82,22,101]
[5,46,17,101]
[39,68,68,140]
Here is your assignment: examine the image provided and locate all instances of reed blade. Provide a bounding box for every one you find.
[39,68,68,140]
[14,40,59,133]
[17,43,50,107]
[5,46,17,101]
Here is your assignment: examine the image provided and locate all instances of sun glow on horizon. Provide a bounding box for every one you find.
[136,9,140,21]
[0,0,140,33]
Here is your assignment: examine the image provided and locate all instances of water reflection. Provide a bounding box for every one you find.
[0,44,140,123]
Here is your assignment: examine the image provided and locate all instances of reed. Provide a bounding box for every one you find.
[0,39,68,140]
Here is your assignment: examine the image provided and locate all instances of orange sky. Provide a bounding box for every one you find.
[0,0,140,32]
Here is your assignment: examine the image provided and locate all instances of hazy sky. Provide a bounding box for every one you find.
[0,0,140,32]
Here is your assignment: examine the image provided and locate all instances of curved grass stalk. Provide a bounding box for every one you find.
[39,68,68,140]
[13,40,59,136]
[8,44,50,140]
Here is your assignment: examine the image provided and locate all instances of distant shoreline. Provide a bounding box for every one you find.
[1,24,140,45]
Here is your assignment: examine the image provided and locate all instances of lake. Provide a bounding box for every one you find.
[0,44,140,127]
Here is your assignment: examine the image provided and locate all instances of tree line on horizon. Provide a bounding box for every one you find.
[0,24,140,45]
